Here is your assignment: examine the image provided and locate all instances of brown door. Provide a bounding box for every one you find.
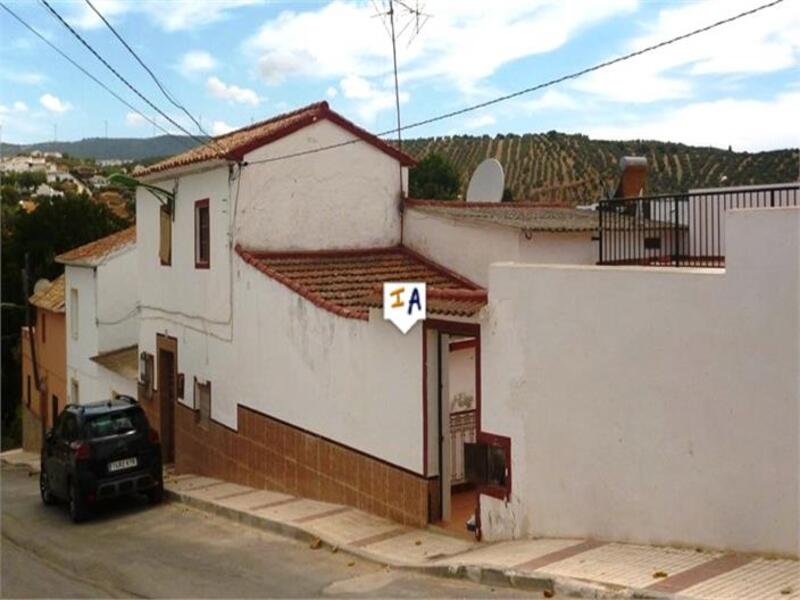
[157,347,177,463]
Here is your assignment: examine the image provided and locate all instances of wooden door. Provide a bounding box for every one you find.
[157,347,176,463]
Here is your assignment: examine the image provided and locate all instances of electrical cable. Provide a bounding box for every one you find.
[242,0,786,168]
[0,2,193,148]
[39,0,222,156]
[82,0,224,154]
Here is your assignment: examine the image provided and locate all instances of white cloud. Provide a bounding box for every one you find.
[326,86,338,98]
[522,90,579,112]
[584,91,800,152]
[574,0,800,103]
[0,101,29,114]
[39,93,71,113]
[339,74,408,122]
[69,0,261,32]
[125,112,147,127]
[464,114,496,130]
[206,76,260,106]
[211,120,235,135]
[178,51,217,75]
[13,101,28,112]
[0,69,46,86]
[246,0,637,92]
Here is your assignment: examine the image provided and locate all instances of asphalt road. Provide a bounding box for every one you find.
[1,465,556,598]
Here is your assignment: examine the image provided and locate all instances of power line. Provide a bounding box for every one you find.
[38,0,220,155]
[0,2,191,147]
[243,0,785,168]
[82,0,220,150]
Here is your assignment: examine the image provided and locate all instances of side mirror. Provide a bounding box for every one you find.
[44,430,54,442]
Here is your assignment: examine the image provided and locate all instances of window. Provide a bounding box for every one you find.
[70,378,80,405]
[40,312,46,343]
[159,205,172,265]
[85,409,147,439]
[70,288,78,340]
[194,379,211,430]
[194,199,210,268]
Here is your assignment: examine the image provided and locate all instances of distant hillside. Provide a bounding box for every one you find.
[3,132,796,203]
[403,133,799,204]
[0,135,204,162]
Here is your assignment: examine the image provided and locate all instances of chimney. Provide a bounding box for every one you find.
[614,156,648,199]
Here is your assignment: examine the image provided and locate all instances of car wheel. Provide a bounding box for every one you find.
[147,479,164,504]
[68,481,88,523]
[39,470,55,505]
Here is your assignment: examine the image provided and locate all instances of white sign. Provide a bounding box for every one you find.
[383,282,426,334]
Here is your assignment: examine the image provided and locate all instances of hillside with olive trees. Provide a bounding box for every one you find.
[402,132,798,204]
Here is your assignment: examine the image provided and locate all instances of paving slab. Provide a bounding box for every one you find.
[162,473,799,600]
[441,538,583,568]
[216,488,292,511]
[681,557,799,600]
[304,508,400,546]
[250,497,337,523]
[365,530,476,565]
[186,482,251,501]
[538,542,719,589]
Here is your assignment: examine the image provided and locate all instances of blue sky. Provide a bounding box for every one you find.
[1,0,798,151]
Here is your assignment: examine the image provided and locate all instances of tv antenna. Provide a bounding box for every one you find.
[372,0,431,197]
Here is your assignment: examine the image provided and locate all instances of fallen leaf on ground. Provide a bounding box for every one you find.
[653,571,669,579]
[415,540,422,546]
[347,561,355,567]
[331,546,338,553]
[543,591,554,599]
[309,538,321,549]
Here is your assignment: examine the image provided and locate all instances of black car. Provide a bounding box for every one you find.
[40,396,163,522]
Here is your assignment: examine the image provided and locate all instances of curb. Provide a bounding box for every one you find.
[0,456,40,474]
[164,485,648,599]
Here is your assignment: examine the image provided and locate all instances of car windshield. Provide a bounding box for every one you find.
[85,409,146,439]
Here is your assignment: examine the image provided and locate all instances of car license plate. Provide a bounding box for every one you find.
[108,457,138,472]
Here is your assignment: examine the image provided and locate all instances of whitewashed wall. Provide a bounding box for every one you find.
[404,208,595,286]
[65,265,100,404]
[136,167,232,335]
[481,207,800,556]
[237,119,403,251]
[138,255,425,474]
[65,246,139,405]
[96,247,138,353]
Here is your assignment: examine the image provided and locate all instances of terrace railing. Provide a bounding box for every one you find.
[598,184,799,267]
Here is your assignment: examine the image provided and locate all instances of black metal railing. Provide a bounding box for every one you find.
[598,184,799,267]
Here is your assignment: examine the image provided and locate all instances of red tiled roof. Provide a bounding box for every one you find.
[137,101,416,177]
[56,226,136,267]
[29,273,65,313]
[235,245,486,320]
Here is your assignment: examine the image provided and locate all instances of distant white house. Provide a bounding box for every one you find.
[56,226,139,405]
[35,183,64,198]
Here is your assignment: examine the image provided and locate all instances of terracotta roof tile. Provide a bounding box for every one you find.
[137,101,415,178]
[56,226,136,267]
[406,199,601,232]
[235,245,486,320]
[29,273,65,313]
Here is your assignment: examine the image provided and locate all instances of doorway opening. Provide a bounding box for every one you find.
[156,334,178,464]
[425,321,479,538]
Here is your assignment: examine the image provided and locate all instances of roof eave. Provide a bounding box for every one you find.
[137,157,232,182]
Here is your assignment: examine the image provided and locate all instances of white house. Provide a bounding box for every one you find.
[132,100,799,557]
[57,226,139,405]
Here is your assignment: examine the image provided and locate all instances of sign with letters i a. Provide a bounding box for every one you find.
[383,282,426,334]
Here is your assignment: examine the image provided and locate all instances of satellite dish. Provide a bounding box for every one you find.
[33,278,51,295]
[466,158,504,203]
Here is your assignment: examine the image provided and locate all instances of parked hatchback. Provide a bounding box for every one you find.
[40,396,163,522]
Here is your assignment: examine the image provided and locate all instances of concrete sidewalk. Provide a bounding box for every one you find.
[162,472,799,600]
[3,449,796,599]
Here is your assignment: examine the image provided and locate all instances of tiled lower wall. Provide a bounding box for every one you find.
[173,403,431,527]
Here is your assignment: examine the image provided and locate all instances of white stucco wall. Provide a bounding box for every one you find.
[404,208,596,286]
[236,119,402,251]
[480,207,800,556]
[65,265,100,404]
[136,167,232,333]
[138,254,425,474]
[65,246,139,406]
